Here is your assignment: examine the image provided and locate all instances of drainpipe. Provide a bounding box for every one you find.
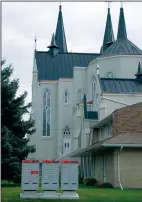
[117,146,123,190]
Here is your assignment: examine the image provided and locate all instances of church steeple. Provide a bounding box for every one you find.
[135,62,142,82]
[48,33,59,57]
[55,5,68,53]
[102,6,115,52]
[117,5,127,39]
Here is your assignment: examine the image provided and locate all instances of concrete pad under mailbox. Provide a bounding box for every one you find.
[40,191,60,199]
[60,191,79,199]
[20,191,40,199]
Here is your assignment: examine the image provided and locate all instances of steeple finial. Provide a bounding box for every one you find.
[117,5,127,39]
[108,1,110,9]
[120,1,123,8]
[59,1,61,9]
[101,5,115,53]
[55,4,68,53]
[34,36,37,50]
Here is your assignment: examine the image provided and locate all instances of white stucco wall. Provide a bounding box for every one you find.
[101,94,142,117]
[57,79,73,157]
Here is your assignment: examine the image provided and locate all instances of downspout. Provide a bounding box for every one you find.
[117,146,123,190]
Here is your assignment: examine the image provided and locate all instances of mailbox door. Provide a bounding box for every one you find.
[29,163,39,190]
[61,164,70,190]
[42,163,50,190]
[22,163,31,190]
[42,163,60,190]
[70,164,78,190]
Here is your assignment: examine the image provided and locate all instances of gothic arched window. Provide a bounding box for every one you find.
[96,93,99,111]
[92,76,96,100]
[64,90,69,104]
[43,89,51,136]
[77,90,83,103]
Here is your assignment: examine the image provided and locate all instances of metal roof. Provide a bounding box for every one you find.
[36,51,99,80]
[102,8,115,53]
[100,38,142,57]
[100,7,142,57]
[86,111,98,120]
[117,7,127,40]
[100,78,142,93]
[55,5,68,53]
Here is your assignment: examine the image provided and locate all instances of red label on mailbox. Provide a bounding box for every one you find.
[31,170,38,175]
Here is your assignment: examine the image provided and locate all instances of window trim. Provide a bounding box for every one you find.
[92,75,96,100]
[105,71,115,78]
[62,126,71,154]
[64,90,69,105]
[77,89,83,103]
[42,88,51,137]
[108,124,112,137]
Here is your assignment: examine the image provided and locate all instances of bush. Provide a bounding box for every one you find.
[79,177,84,184]
[95,182,102,188]
[83,178,98,186]
[102,182,113,188]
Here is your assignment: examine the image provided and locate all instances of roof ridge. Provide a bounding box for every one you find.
[36,51,100,55]
[100,78,136,80]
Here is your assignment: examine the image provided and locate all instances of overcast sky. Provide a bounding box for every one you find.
[2,2,142,107]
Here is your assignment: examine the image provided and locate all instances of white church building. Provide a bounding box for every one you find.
[29,4,142,164]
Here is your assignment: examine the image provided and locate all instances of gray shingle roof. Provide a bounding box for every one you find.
[100,78,142,93]
[36,51,99,80]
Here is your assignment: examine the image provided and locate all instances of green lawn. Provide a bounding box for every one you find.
[1,186,142,202]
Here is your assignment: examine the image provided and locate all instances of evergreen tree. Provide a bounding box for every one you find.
[1,60,36,183]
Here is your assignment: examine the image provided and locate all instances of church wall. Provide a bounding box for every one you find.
[88,55,142,82]
[119,56,142,78]
[57,79,73,157]
[101,94,142,117]
[36,82,58,160]
[72,67,87,151]
[73,67,87,105]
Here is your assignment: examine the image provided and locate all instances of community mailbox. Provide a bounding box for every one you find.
[61,160,79,191]
[21,160,39,191]
[42,160,60,191]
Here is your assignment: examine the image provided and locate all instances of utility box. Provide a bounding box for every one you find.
[42,160,60,191]
[61,160,79,191]
[21,160,39,191]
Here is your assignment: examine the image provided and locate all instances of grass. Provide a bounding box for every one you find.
[1,185,142,202]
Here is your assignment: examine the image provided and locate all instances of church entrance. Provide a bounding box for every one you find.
[63,126,71,154]
[63,138,71,154]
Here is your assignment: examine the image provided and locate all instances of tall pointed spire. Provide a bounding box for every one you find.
[55,5,68,53]
[117,5,127,39]
[48,33,59,57]
[135,62,142,81]
[102,6,115,52]
[48,33,59,49]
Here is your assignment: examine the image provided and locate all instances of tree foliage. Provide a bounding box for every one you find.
[1,60,36,183]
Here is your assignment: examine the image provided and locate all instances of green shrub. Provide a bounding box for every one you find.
[79,177,84,184]
[102,182,113,188]
[94,182,102,188]
[83,178,98,186]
